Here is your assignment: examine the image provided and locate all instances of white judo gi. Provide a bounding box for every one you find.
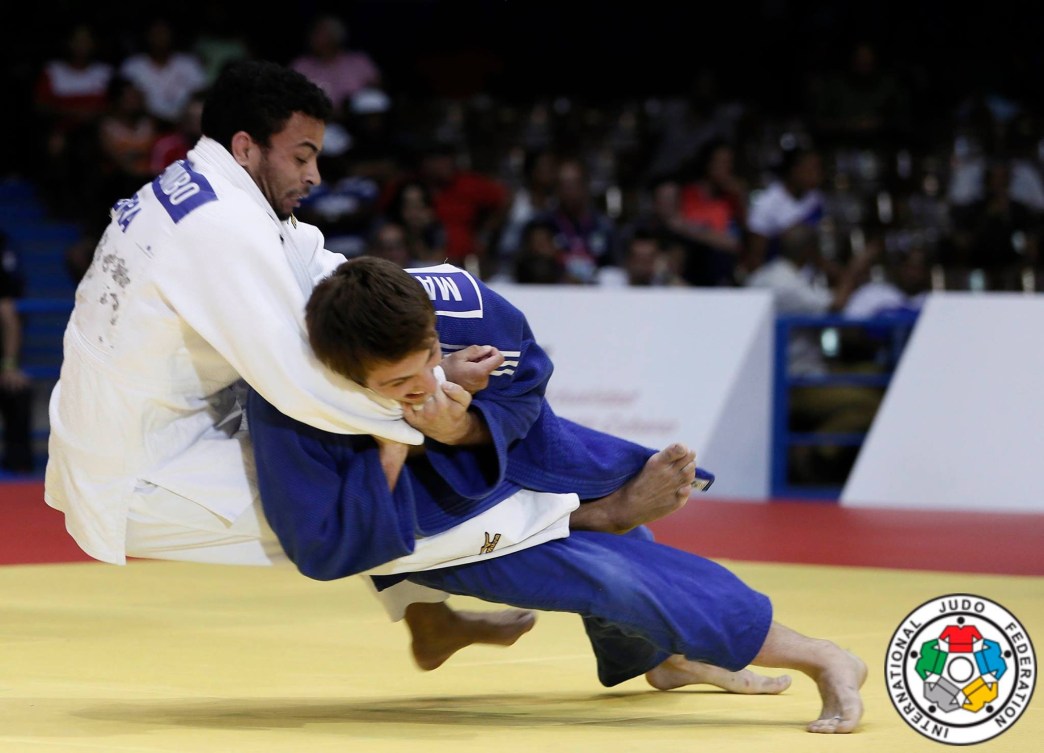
[45,136,578,620]
[44,136,425,567]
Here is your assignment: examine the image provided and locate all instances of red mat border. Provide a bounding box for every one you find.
[3,482,1042,575]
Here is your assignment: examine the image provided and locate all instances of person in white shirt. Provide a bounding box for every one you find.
[745,224,882,484]
[743,145,826,279]
[844,247,931,321]
[118,16,208,127]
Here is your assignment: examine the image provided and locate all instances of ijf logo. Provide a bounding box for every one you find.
[886,593,1036,745]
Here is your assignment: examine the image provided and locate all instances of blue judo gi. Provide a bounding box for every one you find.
[249,264,772,685]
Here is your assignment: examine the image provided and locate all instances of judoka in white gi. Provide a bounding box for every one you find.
[44,59,703,669]
[44,59,556,663]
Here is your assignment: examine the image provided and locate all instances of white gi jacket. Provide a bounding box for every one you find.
[44,136,423,564]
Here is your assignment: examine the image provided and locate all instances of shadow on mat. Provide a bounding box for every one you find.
[73,691,789,732]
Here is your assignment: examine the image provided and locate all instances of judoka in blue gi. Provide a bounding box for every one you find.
[248,257,867,734]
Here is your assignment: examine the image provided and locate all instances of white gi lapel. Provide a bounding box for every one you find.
[279,215,319,299]
[187,137,315,298]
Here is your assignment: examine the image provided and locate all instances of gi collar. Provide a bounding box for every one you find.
[185,136,285,233]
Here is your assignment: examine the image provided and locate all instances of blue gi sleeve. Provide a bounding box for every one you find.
[424,278,552,499]
[506,410,655,499]
[247,390,419,581]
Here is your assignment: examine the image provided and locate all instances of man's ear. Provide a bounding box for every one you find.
[230,131,255,166]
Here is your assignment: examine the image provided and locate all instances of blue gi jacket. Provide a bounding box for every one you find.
[249,264,654,580]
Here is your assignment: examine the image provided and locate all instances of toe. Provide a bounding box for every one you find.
[807,717,840,734]
[664,443,688,460]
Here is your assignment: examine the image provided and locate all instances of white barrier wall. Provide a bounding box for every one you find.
[489,284,775,499]
[842,292,1044,512]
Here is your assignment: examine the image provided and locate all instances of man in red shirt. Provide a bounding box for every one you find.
[386,139,510,277]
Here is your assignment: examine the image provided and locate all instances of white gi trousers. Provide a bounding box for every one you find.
[124,483,579,621]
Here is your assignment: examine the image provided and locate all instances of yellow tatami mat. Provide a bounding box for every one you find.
[2,559,1040,752]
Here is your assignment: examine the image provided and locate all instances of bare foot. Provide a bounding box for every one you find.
[806,649,867,734]
[572,444,697,533]
[405,602,537,671]
[646,655,792,694]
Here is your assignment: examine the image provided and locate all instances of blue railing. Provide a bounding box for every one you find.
[16,298,73,380]
[771,311,920,500]
[15,298,74,314]
[4,298,72,476]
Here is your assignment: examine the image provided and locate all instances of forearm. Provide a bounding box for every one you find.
[674,220,739,251]
[436,409,492,446]
[0,301,21,367]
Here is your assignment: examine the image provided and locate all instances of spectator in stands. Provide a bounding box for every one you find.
[66,76,160,282]
[622,174,727,287]
[0,230,33,474]
[118,16,208,130]
[364,219,415,268]
[610,226,688,288]
[383,178,448,268]
[385,139,510,277]
[747,224,880,361]
[493,148,559,278]
[96,76,159,208]
[294,168,383,260]
[844,246,932,321]
[677,137,748,285]
[292,91,393,260]
[513,217,566,285]
[148,89,205,175]
[32,21,114,220]
[537,155,620,285]
[947,106,1044,214]
[643,92,719,185]
[290,14,382,119]
[806,39,914,150]
[640,67,750,190]
[746,224,882,485]
[191,4,254,88]
[341,87,411,186]
[948,148,1044,218]
[32,22,113,139]
[940,158,1042,290]
[288,87,401,261]
[839,245,931,368]
[743,144,826,279]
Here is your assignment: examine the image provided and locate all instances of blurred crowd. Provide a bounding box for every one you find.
[14,10,1043,301]
[1,6,1042,483]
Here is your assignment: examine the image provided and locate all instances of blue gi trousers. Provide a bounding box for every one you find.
[401,527,774,686]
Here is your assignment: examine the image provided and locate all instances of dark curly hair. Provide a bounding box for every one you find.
[201,60,334,150]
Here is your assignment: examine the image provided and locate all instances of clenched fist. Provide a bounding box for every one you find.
[440,345,504,394]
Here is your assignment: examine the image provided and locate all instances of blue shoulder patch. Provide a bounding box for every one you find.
[409,267,484,318]
[152,160,218,224]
